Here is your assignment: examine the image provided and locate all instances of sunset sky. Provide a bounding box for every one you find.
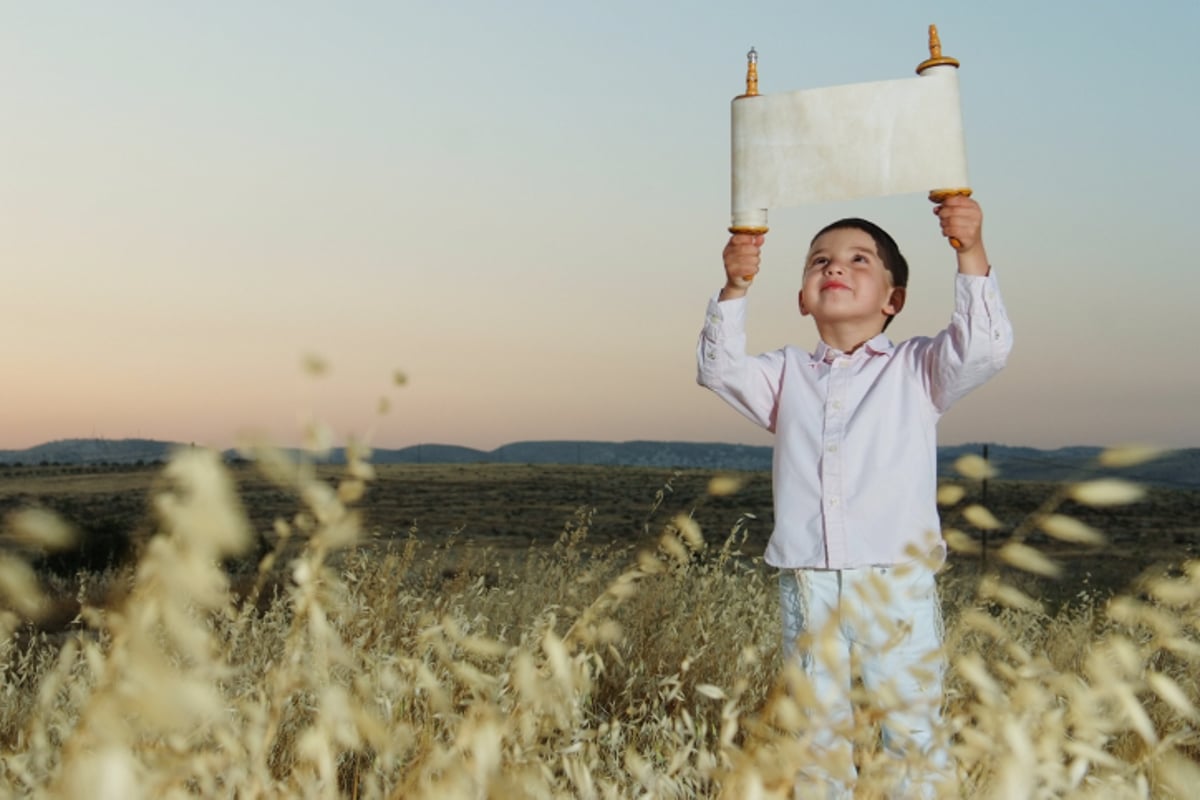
[3,1,1198,453]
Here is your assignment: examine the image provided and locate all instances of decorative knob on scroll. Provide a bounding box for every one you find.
[743,47,759,97]
[915,24,959,74]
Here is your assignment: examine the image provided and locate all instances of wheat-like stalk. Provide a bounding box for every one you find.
[0,441,1194,797]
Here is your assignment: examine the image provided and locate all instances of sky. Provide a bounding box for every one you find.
[3,1,1198,453]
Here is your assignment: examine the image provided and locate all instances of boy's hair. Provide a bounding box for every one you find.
[811,218,909,331]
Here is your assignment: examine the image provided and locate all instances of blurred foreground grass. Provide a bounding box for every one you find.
[1,445,1199,798]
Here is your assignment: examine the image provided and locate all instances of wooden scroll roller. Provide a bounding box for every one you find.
[919,25,970,250]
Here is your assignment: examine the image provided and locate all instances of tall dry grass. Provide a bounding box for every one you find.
[0,443,1198,798]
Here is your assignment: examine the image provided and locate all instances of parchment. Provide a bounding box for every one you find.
[731,64,967,230]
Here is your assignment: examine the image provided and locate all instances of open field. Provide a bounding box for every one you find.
[3,460,1198,606]
[2,453,1200,797]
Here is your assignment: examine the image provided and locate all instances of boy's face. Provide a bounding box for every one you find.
[798,227,905,334]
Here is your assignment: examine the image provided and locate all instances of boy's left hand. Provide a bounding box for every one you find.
[933,194,983,253]
[934,194,989,276]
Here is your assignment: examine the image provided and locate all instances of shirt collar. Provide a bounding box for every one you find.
[815,334,895,363]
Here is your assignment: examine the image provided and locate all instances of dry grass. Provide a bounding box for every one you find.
[1,443,1199,798]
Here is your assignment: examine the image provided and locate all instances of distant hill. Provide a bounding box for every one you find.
[1,438,1196,490]
[0,438,177,466]
[377,440,775,471]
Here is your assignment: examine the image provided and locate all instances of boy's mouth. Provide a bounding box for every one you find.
[821,281,850,292]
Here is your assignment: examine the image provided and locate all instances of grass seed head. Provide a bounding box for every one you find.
[1152,750,1200,798]
[1069,478,1146,507]
[158,447,252,559]
[963,504,1003,531]
[936,484,966,506]
[707,475,744,496]
[337,479,367,504]
[959,609,1011,642]
[672,514,704,551]
[979,575,1045,614]
[302,352,329,376]
[998,542,1063,578]
[954,454,997,480]
[659,532,690,564]
[943,528,981,554]
[1146,576,1200,607]
[58,747,142,800]
[1147,671,1200,721]
[637,549,666,575]
[0,555,49,620]
[1097,444,1167,468]
[1037,513,1107,545]
[4,508,78,551]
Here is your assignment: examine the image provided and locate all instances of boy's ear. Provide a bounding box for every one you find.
[797,289,810,316]
[885,286,906,316]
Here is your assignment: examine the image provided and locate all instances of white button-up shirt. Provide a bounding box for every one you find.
[697,273,1013,569]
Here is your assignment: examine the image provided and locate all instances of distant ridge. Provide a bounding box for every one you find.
[0,438,177,466]
[386,440,774,471]
[1,438,1196,490]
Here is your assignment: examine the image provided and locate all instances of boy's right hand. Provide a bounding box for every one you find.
[720,233,764,300]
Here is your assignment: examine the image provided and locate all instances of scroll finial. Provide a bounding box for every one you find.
[743,47,759,97]
[915,24,959,74]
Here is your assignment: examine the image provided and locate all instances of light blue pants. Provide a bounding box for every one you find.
[779,565,951,799]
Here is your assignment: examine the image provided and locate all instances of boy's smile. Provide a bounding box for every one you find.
[798,227,905,350]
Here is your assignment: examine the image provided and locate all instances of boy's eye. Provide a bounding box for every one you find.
[853,254,868,263]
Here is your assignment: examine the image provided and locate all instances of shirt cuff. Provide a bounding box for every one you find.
[954,270,1001,311]
[704,294,746,342]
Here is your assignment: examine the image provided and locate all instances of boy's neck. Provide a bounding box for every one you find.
[815,319,887,354]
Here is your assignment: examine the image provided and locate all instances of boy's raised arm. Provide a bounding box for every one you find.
[934,195,990,276]
[719,233,765,301]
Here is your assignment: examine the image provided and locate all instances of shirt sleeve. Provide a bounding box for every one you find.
[915,270,1014,413]
[696,292,785,431]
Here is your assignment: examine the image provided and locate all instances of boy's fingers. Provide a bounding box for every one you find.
[931,196,981,250]
[724,232,764,285]
[726,244,763,262]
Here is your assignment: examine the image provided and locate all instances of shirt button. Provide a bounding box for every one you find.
[827,445,838,453]
[832,400,843,410]
[993,331,1002,341]
[828,497,839,507]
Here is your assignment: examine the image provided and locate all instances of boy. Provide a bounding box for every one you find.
[696,196,1012,797]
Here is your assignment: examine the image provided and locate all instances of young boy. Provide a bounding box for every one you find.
[697,196,1012,798]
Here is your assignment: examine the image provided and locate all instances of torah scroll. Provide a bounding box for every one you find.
[730,40,968,234]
